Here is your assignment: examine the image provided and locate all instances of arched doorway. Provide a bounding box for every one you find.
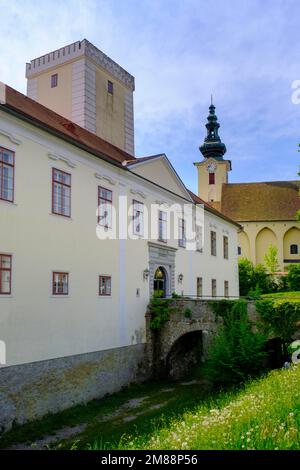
[153,266,167,297]
[166,331,203,379]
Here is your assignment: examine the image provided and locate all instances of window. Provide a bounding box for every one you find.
[238,246,242,256]
[98,186,112,227]
[291,244,298,255]
[0,254,12,295]
[0,147,14,203]
[196,225,203,252]
[223,235,229,259]
[52,168,71,217]
[196,277,203,297]
[51,73,58,88]
[178,218,186,248]
[107,80,114,94]
[212,279,217,297]
[52,272,69,295]
[224,280,229,298]
[133,200,144,236]
[209,172,215,185]
[99,276,111,296]
[158,210,167,242]
[211,231,217,256]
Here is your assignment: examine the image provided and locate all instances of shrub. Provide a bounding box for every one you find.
[287,265,300,291]
[238,258,254,296]
[183,307,192,319]
[264,244,280,273]
[256,298,300,358]
[205,300,267,387]
[238,258,274,296]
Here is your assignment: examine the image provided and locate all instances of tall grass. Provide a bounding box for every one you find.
[116,365,300,450]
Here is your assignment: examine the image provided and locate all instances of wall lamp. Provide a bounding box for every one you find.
[143,268,150,281]
[178,273,184,283]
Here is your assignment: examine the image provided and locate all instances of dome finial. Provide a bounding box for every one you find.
[199,100,227,160]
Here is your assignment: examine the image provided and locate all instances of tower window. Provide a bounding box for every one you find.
[107,80,114,94]
[238,246,242,256]
[290,244,298,255]
[209,173,215,185]
[51,74,58,88]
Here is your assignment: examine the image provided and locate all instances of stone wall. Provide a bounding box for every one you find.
[0,343,149,433]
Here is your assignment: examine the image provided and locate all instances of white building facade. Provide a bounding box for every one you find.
[0,41,239,429]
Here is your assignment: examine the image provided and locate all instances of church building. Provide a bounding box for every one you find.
[194,103,300,272]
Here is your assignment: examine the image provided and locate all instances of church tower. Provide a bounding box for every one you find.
[194,101,231,204]
[25,39,135,155]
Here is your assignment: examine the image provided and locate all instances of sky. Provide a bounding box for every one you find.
[0,0,299,193]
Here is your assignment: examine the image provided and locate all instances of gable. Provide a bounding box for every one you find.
[128,155,192,200]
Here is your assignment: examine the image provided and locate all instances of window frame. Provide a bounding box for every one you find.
[133,199,144,236]
[224,280,229,298]
[211,230,217,256]
[52,271,69,296]
[178,218,186,248]
[51,73,58,88]
[209,172,215,185]
[212,278,217,297]
[0,254,12,295]
[0,146,15,203]
[107,80,114,95]
[290,244,298,255]
[158,210,167,243]
[223,235,229,259]
[196,276,203,297]
[52,168,71,218]
[98,186,113,228]
[99,275,112,296]
[237,246,242,256]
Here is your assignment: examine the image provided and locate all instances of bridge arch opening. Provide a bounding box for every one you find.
[166,331,203,379]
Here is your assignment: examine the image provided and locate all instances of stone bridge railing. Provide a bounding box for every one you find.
[145,299,258,378]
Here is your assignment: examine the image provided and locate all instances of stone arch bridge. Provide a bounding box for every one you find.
[146,299,259,379]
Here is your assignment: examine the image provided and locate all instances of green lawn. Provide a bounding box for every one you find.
[262,291,300,300]
[116,365,300,450]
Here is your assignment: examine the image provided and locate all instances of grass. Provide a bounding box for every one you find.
[0,374,212,450]
[113,365,300,450]
[262,291,300,300]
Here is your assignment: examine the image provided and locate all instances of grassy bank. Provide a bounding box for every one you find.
[114,365,300,450]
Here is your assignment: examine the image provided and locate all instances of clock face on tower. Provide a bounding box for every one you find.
[206,162,217,173]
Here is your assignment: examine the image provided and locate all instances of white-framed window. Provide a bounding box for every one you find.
[224,280,229,297]
[98,186,112,227]
[212,279,217,297]
[0,254,12,295]
[0,147,14,203]
[158,210,167,242]
[133,200,144,236]
[99,276,111,296]
[211,231,217,256]
[223,235,229,259]
[52,168,71,217]
[197,277,203,297]
[52,272,69,295]
[290,244,298,255]
[178,218,186,248]
[196,225,203,252]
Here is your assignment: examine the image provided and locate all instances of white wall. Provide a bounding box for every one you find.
[0,110,239,367]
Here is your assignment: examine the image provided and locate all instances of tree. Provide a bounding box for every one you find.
[264,244,280,273]
[238,258,254,296]
[287,264,300,291]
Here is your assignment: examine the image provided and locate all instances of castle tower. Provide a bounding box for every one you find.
[25,39,135,155]
[194,101,231,204]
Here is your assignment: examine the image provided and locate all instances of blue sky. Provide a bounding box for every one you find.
[0,0,299,193]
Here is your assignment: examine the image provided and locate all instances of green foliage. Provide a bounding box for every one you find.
[153,290,164,299]
[183,307,192,319]
[171,292,181,299]
[206,300,267,386]
[247,286,262,299]
[287,265,300,291]
[256,298,300,355]
[149,297,173,329]
[238,258,276,296]
[264,244,280,273]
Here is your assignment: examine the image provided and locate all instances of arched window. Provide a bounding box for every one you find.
[290,244,298,255]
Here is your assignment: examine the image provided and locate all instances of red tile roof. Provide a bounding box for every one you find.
[220,181,300,222]
[1,84,135,167]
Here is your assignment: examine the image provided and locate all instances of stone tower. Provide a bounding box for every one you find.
[25,39,135,155]
[194,101,231,203]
